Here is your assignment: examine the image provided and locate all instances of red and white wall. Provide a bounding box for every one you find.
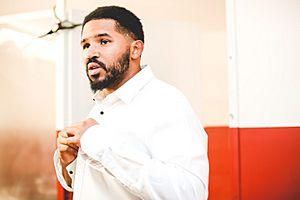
[208,0,300,199]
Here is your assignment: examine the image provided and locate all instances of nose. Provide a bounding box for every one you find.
[85,43,100,60]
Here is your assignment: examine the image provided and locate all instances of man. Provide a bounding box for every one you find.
[54,6,209,200]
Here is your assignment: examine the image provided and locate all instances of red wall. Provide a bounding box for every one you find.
[206,127,300,200]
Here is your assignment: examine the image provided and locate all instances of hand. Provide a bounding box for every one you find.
[57,130,79,167]
[57,118,98,167]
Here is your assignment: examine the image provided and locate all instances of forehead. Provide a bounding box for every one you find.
[81,19,119,39]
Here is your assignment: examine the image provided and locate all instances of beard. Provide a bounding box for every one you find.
[86,50,130,93]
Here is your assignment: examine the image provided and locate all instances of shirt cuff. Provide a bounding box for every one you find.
[66,159,76,181]
[53,149,75,192]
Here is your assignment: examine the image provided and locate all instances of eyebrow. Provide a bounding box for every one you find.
[80,33,112,45]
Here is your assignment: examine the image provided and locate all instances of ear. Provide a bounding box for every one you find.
[130,40,144,60]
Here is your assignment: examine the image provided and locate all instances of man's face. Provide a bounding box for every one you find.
[81,19,132,92]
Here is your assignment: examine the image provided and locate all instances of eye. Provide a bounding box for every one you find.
[82,43,90,50]
[100,39,110,45]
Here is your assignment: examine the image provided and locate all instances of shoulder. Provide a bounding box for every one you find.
[145,78,187,100]
[140,78,195,116]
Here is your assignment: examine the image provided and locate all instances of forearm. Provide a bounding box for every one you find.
[78,118,98,132]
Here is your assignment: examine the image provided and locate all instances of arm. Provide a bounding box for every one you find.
[80,116,209,200]
[54,118,98,188]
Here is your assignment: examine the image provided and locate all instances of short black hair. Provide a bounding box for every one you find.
[82,6,144,43]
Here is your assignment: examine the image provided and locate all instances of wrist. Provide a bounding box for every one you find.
[76,118,97,132]
[82,118,98,130]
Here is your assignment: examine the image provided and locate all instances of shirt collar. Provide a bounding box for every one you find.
[92,65,154,104]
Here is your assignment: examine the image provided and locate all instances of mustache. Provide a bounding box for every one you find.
[86,57,107,72]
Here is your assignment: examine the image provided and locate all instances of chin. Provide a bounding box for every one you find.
[90,74,104,82]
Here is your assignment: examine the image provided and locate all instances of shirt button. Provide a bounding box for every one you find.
[100,111,104,115]
[69,170,73,175]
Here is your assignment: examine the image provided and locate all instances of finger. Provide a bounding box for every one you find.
[58,143,78,153]
[68,143,80,151]
[58,143,69,152]
[65,126,79,132]
[58,130,68,138]
[64,127,80,137]
[67,136,81,148]
[57,136,68,145]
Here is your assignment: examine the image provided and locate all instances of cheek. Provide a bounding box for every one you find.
[103,54,119,66]
[106,43,128,58]
[82,52,89,65]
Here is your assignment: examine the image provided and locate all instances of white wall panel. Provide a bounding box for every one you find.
[227,0,300,127]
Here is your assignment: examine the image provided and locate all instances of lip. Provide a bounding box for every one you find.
[88,62,100,70]
[88,62,102,76]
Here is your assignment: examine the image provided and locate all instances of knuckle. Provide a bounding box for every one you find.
[57,138,65,145]
[58,144,67,151]
[58,131,67,137]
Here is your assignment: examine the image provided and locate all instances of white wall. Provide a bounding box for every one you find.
[227,0,300,127]
[0,0,55,15]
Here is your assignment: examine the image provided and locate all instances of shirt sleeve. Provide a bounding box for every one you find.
[80,114,209,200]
[53,149,76,192]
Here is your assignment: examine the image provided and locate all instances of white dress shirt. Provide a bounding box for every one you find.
[54,66,209,200]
